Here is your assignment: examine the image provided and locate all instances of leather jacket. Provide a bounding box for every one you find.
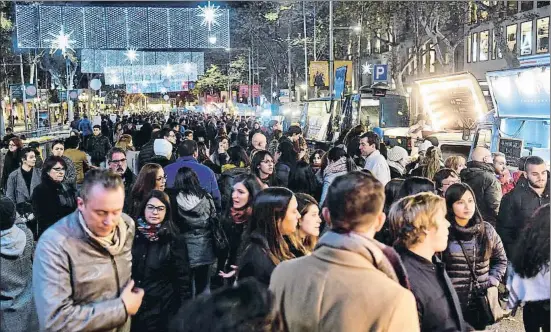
[33,211,135,332]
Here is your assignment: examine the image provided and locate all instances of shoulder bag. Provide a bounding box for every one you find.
[207,194,229,256]
[457,239,506,326]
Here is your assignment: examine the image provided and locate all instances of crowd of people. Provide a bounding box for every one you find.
[0,110,549,332]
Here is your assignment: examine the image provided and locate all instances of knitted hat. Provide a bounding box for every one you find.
[419,140,433,153]
[0,195,16,231]
[387,146,409,163]
[154,139,173,158]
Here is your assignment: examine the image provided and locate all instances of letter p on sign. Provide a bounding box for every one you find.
[373,64,388,82]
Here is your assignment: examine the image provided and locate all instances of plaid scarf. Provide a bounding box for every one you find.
[137,218,162,242]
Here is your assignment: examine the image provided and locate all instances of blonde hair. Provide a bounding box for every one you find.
[444,155,466,173]
[388,192,446,248]
[115,134,134,152]
[422,147,442,180]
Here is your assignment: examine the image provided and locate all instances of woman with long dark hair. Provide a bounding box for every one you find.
[508,204,550,332]
[215,174,263,287]
[31,156,77,239]
[237,187,300,285]
[309,149,325,174]
[1,137,23,191]
[396,176,436,200]
[251,150,278,186]
[128,163,166,218]
[375,178,404,245]
[441,183,507,330]
[131,190,191,332]
[210,136,229,167]
[168,167,216,297]
[319,146,358,206]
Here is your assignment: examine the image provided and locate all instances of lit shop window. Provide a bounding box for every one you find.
[480,30,489,61]
[520,21,533,55]
[536,17,549,54]
[506,24,517,53]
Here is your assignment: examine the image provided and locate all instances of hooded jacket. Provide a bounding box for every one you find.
[497,174,550,257]
[269,231,419,332]
[460,161,502,226]
[170,191,216,268]
[1,223,39,332]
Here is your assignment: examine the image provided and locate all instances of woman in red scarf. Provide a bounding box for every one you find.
[215,173,263,287]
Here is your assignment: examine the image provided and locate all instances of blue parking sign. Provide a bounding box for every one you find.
[373,64,388,82]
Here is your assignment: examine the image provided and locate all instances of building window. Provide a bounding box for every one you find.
[521,1,534,11]
[469,2,478,24]
[421,44,427,72]
[537,1,550,8]
[472,32,478,62]
[537,17,549,53]
[507,1,518,15]
[407,47,413,75]
[480,30,489,61]
[491,29,497,60]
[467,35,472,63]
[413,48,418,74]
[520,21,533,55]
[506,24,517,53]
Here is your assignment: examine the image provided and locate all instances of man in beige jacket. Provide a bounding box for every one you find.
[269,171,419,332]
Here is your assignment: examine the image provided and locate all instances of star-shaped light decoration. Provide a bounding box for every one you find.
[125,48,138,63]
[362,62,373,75]
[47,25,74,56]
[198,1,221,31]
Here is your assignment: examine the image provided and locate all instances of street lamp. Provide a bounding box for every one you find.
[209,36,217,45]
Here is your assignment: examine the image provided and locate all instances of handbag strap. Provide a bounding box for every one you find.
[457,239,482,289]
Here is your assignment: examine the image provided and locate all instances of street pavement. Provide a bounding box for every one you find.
[487,311,524,331]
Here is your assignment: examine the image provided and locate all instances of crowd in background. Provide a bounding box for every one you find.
[0,110,549,332]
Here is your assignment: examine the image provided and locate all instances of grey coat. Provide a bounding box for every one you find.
[6,167,41,205]
[33,211,135,332]
[61,155,77,187]
[0,222,39,332]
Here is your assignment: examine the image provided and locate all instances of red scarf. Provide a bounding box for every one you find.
[230,206,252,224]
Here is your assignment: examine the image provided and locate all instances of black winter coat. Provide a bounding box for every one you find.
[31,177,77,239]
[1,150,21,191]
[497,175,550,257]
[441,220,508,313]
[275,162,291,187]
[86,135,111,163]
[137,139,156,171]
[237,231,276,286]
[169,191,216,268]
[131,228,192,332]
[460,161,502,226]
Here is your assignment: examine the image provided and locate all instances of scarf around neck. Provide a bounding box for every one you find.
[324,157,348,177]
[137,217,162,242]
[316,231,411,290]
[79,212,128,256]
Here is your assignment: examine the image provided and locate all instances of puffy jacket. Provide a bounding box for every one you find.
[33,211,135,332]
[217,167,249,211]
[31,177,77,240]
[86,134,111,163]
[497,175,550,257]
[131,224,192,332]
[460,161,502,226]
[441,220,508,312]
[170,191,216,268]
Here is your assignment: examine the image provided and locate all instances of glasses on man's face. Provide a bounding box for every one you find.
[146,204,166,213]
[156,175,168,182]
[109,158,127,164]
[261,159,274,165]
[52,167,65,173]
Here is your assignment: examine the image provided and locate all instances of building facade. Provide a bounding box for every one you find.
[464,1,550,80]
